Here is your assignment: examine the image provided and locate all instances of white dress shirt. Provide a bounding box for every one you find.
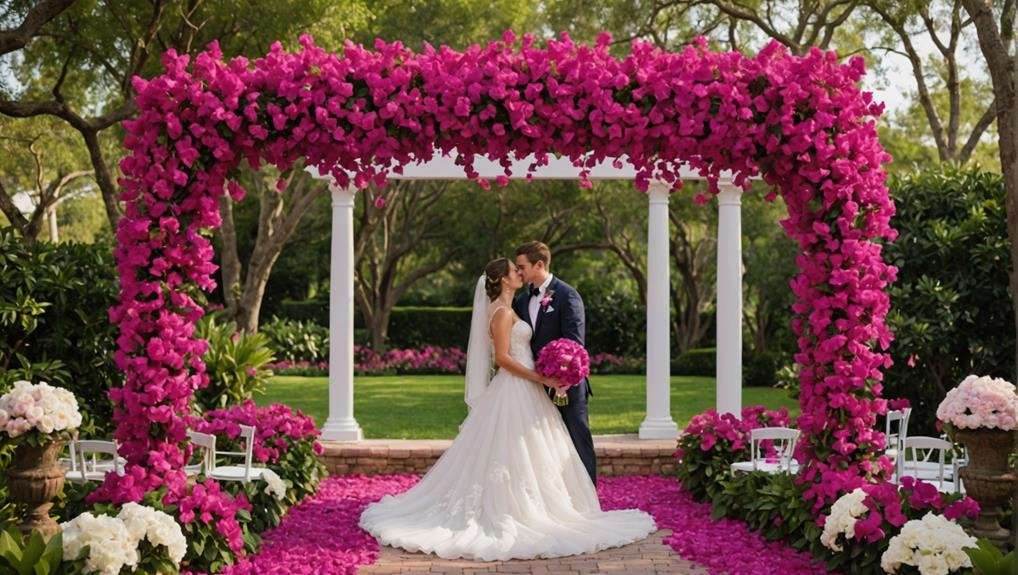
[528,274,554,327]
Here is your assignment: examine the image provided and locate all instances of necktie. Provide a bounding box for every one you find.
[529,285,541,297]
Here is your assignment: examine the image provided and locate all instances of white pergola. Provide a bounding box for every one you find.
[309,153,745,442]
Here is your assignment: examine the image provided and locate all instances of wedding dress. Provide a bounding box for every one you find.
[359,300,657,562]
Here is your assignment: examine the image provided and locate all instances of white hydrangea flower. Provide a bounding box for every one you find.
[880,513,977,575]
[61,512,139,575]
[820,488,868,551]
[116,502,187,565]
[262,468,287,501]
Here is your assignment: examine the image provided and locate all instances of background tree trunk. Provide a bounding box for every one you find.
[216,166,328,332]
[961,0,1018,382]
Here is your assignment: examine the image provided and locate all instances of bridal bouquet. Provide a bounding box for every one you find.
[536,338,590,406]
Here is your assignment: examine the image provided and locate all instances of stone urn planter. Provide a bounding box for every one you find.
[954,428,1015,546]
[6,439,67,539]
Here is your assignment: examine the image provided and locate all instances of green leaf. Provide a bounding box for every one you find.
[0,527,24,564]
[19,531,46,570]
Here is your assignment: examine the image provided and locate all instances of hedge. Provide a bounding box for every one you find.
[671,347,784,387]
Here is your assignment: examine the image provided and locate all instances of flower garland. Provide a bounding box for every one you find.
[107,31,896,509]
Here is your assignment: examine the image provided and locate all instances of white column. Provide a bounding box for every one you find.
[716,181,743,417]
[321,185,363,441]
[639,182,679,439]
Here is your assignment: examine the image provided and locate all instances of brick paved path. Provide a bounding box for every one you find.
[358,530,708,575]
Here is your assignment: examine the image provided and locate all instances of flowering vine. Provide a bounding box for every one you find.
[104,31,896,510]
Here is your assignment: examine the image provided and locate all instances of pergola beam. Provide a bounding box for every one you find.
[308,152,706,181]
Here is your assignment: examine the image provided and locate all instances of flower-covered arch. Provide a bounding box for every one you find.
[99,32,896,515]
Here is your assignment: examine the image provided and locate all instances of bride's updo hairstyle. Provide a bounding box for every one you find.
[483,258,512,301]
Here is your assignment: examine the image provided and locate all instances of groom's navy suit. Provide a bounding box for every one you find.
[513,276,597,485]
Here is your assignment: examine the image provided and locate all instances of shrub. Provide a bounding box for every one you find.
[709,471,823,553]
[677,407,982,575]
[270,304,473,350]
[671,348,716,377]
[589,353,645,375]
[818,478,979,573]
[0,230,119,433]
[194,315,276,412]
[197,401,326,506]
[353,345,466,375]
[672,347,788,387]
[266,360,329,377]
[581,287,646,357]
[275,297,330,326]
[0,526,63,575]
[386,307,472,349]
[260,317,329,364]
[744,350,782,387]
[885,167,1014,435]
[675,405,792,502]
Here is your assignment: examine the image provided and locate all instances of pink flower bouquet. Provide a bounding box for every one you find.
[936,375,1018,431]
[535,338,590,406]
[0,380,82,446]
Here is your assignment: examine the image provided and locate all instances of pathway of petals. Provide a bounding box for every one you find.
[224,475,829,575]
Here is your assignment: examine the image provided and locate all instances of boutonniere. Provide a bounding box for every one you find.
[541,289,555,312]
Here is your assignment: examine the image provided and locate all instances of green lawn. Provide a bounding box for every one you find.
[257,375,799,439]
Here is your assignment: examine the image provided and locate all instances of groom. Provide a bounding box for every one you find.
[513,241,597,485]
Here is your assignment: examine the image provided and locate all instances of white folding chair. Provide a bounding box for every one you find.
[207,425,267,484]
[884,408,911,480]
[730,427,801,474]
[899,436,960,493]
[60,435,80,476]
[67,440,123,483]
[185,430,216,476]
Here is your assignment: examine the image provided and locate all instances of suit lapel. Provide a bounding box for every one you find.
[533,277,558,335]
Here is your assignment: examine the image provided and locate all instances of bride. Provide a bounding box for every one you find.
[359,257,656,562]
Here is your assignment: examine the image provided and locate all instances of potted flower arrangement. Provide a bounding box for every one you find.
[935,374,1017,543]
[0,380,82,537]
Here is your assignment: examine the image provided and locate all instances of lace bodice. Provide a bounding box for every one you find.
[489,304,534,369]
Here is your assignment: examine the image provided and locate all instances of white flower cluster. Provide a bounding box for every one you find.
[0,380,82,437]
[117,502,187,565]
[936,374,1018,430]
[61,504,186,575]
[880,513,976,575]
[820,487,868,551]
[262,468,287,501]
[61,513,138,575]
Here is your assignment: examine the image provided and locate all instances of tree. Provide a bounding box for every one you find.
[354,181,465,350]
[961,0,1018,383]
[217,164,329,333]
[670,191,717,353]
[0,0,377,232]
[0,116,92,242]
[741,190,798,354]
[863,0,997,165]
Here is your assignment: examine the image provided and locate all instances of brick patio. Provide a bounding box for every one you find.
[319,434,678,476]
[358,530,708,575]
